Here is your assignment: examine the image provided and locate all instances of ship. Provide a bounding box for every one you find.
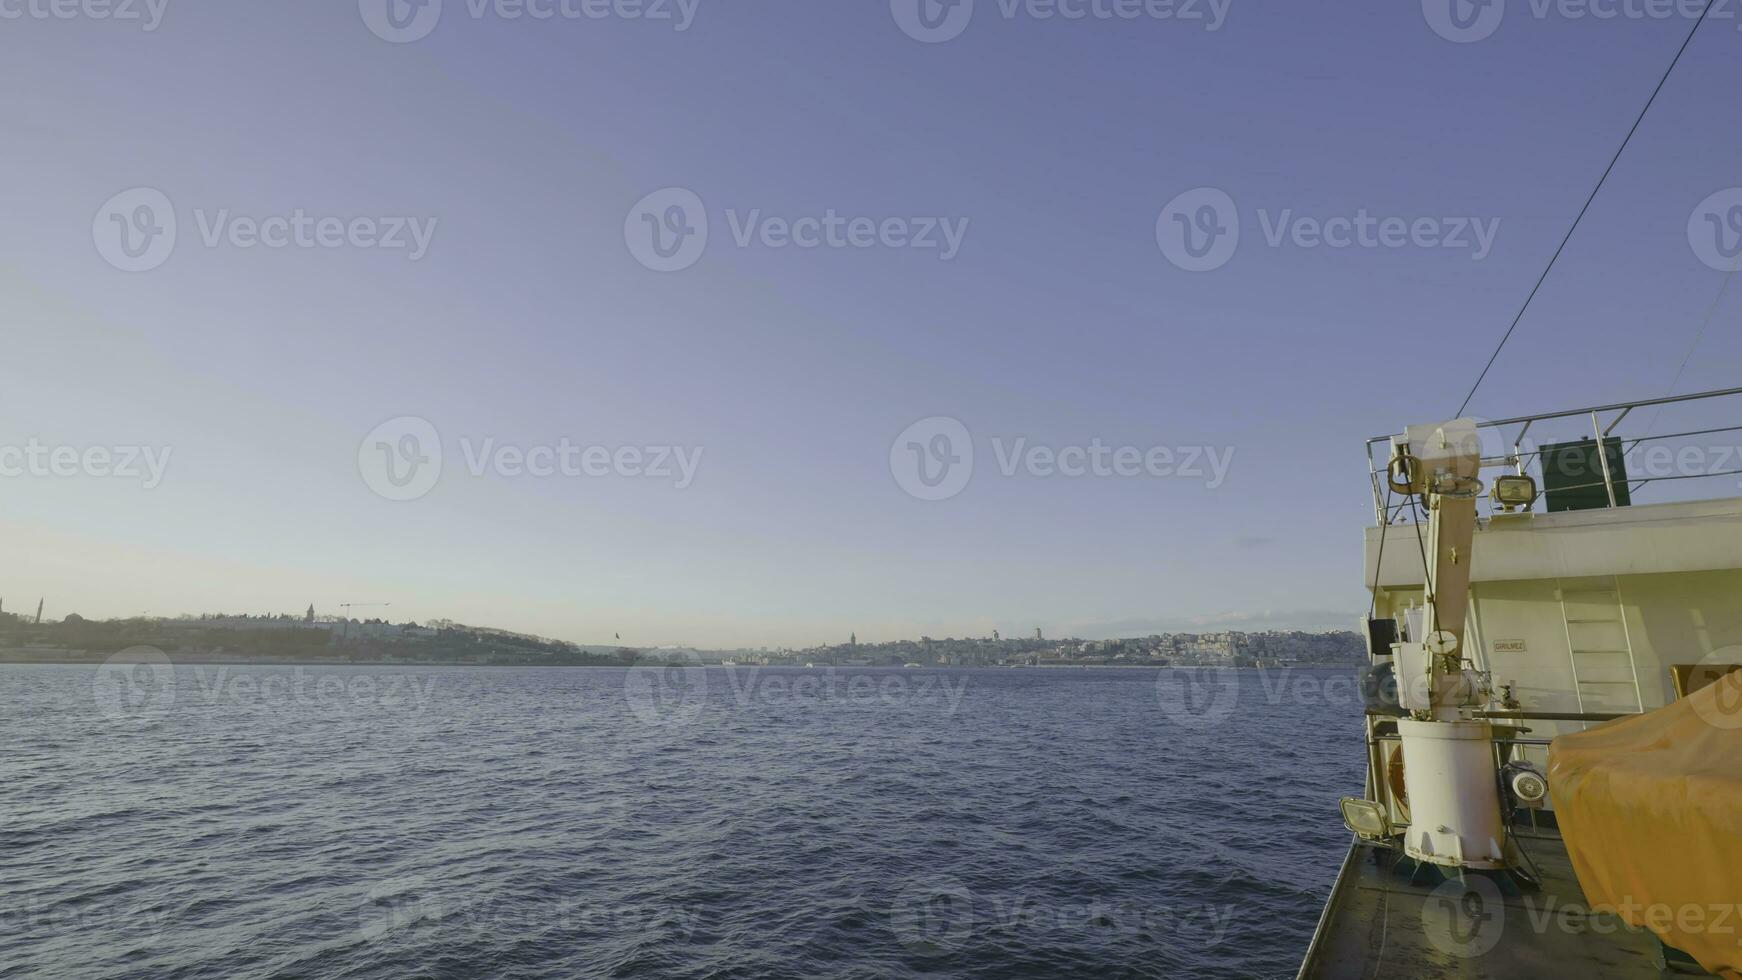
[1295,390,1742,979]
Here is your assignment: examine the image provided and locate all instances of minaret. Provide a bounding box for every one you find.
[35,598,44,625]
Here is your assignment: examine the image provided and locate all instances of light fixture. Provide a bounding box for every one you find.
[1493,474,1539,512]
[1339,797,1392,840]
[1506,765,1549,808]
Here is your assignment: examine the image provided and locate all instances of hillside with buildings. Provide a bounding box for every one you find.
[0,603,636,667]
[734,629,1365,668]
[0,601,1364,668]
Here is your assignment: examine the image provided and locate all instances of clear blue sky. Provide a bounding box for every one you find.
[3,1,1739,647]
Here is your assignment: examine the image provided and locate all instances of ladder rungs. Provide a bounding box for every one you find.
[1560,578,1638,716]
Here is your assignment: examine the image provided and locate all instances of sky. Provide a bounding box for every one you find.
[3,0,1741,648]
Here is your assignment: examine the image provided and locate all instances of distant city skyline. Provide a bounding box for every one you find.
[2,599,1363,670]
[0,595,1358,649]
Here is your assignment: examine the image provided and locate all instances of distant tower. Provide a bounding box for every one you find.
[849,632,857,647]
[35,598,44,625]
[993,629,1000,642]
[1035,627,1043,640]
[305,604,315,625]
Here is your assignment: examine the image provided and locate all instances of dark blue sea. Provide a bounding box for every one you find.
[1,663,1365,979]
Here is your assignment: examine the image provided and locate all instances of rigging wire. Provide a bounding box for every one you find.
[1640,253,1742,437]
[1456,0,1717,418]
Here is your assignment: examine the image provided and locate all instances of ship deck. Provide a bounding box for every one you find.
[1297,826,1718,979]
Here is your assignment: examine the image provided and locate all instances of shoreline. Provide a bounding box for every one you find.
[0,656,1355,670]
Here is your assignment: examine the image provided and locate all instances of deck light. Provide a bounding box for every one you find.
[1493,474,1538,512]
[1506,765,1549,808]
[1338,797,1391,840]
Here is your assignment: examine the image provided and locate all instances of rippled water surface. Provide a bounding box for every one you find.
[2,664,1364,978]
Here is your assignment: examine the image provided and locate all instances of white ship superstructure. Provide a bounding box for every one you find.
[1298,388,1742,979]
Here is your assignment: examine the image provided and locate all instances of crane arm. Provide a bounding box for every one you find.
[1390,418,1484,720]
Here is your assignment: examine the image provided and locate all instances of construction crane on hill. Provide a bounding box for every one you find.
[338,602,391,641]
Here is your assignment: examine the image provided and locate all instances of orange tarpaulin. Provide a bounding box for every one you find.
[1549,671,1742,980]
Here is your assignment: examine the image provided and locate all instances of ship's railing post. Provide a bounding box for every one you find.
[1367,440,1385,525]
[1592,411,1619,508]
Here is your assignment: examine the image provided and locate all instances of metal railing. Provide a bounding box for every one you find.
[1365,386,1742,525]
